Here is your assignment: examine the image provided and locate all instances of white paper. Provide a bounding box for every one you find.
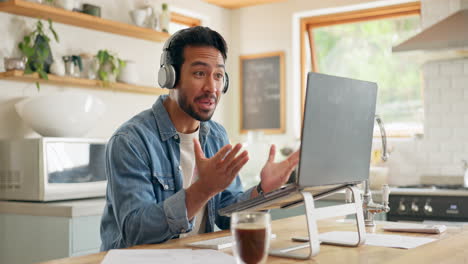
[319,231,437,249]
[101,249,236,264]
[192,249,236,264]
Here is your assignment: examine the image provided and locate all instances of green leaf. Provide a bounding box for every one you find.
[99,70,108,81]
[38,70,48,80]
[48,19,59,42]
[32,61,41,71]
[24,67,34,74]
[24,36,31,44]
[42,35,50,43]
[24,47,34,57]
[35,82,40,91]
[42,48,50,59]
[119,59,126,69]
[37,48,46,60]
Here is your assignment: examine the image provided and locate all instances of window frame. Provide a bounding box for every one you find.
[299,2,421,138]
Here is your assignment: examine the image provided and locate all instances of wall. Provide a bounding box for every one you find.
[4,0,466,187]
[384,0,468,185]
[1,0,381,189]
[0,0,231,139]
[229,0,379,186]
[232,0,468,186]
[229,0,373,145]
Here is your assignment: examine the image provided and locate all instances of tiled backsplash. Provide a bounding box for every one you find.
[384,58,468,186]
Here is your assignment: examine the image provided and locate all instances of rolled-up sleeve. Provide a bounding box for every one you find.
[106,133,193,247]
[215,176,255,230]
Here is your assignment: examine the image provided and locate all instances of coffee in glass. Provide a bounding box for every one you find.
[231,212,271,264]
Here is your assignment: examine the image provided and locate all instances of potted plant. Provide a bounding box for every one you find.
[18,19,59,90]
[95,50,125,85]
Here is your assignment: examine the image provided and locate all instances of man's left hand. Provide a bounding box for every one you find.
[259,145,300,193]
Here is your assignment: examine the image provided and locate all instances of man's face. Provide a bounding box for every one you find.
[174,46,225,122]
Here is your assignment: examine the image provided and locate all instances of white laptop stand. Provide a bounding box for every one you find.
[268,185,366,260]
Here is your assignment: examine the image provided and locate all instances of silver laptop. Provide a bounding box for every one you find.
[219,72,377,216]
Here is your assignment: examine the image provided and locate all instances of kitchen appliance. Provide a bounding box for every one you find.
[0,137,107,201]
[388,185,468,223]
[393,9,468,52]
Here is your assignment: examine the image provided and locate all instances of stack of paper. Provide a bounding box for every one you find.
[319,231,437,249]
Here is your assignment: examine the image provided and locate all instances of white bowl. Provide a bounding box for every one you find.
[15,91,106,137]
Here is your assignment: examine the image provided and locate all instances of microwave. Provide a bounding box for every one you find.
[0,137,108,201]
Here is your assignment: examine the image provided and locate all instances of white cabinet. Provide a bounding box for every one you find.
[0,199,104,264]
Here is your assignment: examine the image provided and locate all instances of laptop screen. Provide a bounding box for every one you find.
[298,72,377,187]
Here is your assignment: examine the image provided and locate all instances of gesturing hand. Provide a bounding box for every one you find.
[193,139,249,196]
[260,145,300,193]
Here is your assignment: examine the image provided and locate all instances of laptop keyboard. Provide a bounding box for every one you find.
[219,184,297,216]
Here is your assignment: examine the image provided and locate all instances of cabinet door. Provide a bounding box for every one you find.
[72,215,102,255]
[0,214,70,264]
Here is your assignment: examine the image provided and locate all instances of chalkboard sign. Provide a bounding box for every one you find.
[240,51,285,134]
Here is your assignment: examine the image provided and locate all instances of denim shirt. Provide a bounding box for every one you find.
[100,95,254,251]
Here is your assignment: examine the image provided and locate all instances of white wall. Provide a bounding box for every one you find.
[231,0,468,186]
[228,0,373,144]
[228,0,377,186]
[1,0,376,188]
[4,0,465,186]
[0,0,231,139]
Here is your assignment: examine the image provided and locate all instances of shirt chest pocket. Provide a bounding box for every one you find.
[152,172,176,200]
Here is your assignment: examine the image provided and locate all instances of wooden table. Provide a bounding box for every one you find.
[38,215,468,264]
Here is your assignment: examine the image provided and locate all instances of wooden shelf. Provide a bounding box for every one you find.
[0,0,170,42]
[0,70,168,95]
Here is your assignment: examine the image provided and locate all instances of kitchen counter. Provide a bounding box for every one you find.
[2,186,449,218]
[0,197,106,217]
[38,215,468,264]
[320,188,384,202]
[390,187,468,196]
[2,186,459,219]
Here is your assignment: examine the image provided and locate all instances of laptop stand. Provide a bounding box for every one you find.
[268,184,366,259]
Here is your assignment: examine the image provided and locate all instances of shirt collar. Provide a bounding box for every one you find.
[152,94,210,141]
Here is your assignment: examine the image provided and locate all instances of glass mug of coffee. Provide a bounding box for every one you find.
[231,211,271,264]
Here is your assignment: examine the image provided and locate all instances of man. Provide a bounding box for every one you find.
[100,26,299,251]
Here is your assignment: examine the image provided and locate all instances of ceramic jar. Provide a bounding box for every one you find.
[55,0,75,11]
[130,9,148,27]
[50,59,66,76]
[117,60,138,85]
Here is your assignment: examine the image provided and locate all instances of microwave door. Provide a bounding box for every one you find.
[44,141,107,201]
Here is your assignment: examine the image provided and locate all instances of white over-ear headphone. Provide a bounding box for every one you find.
[158,32,178,89]
[157,29,229,93]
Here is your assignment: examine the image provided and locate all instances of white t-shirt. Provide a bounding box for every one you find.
[177,129,207,237]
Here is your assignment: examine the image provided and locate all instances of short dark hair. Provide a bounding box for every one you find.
[166,26,228,86]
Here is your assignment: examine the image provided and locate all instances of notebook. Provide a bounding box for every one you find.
[219,72,378,216]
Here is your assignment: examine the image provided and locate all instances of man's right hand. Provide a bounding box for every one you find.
[192,138,249,196]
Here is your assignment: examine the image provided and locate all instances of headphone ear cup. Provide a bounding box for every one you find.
[223,72,229,94]
[158,65,176,89]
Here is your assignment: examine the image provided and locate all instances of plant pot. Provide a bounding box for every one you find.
[28,35,54,73]
[117,60,138,84]
[100,62,117,82]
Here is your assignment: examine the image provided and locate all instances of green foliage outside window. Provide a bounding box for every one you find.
[312,15,423,134]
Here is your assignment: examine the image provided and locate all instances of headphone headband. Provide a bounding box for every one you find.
[157,29,229,93]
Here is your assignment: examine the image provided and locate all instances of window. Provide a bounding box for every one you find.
[301,2,423,137]
[169,12,202,34]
